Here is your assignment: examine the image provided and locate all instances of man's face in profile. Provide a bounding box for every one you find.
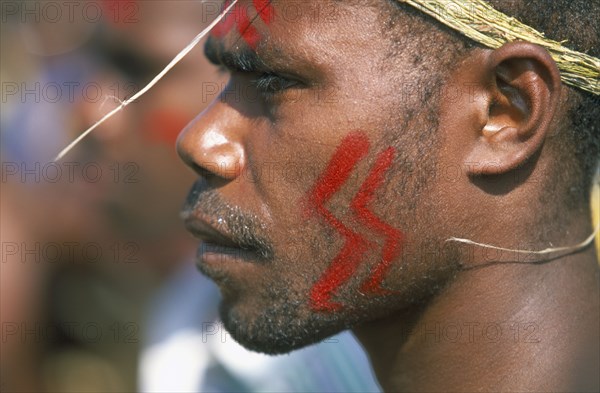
[178,0,453,354]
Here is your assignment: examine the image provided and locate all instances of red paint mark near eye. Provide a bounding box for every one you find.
[253,0,275,23]
[142,109,190,146]
[350,148,404,295]
[212,0,237,38]
[100,0,137,28]
[211,0,275,49]
[307,132,372,312]
[236,4,261,49]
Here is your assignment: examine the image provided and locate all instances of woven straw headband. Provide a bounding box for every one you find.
[398,0,600,95]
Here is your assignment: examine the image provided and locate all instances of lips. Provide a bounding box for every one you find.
[182,209,263,267]
[183,212,240,249]
[181,183,275,266]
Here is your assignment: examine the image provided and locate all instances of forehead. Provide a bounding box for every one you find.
[208,0,386,68]
[225,0,352,26]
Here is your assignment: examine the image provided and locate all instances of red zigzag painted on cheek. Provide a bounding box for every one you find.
[307,132,372,312]
[211,0,275,49]
[350,147,404,295]
[306,133,405,312]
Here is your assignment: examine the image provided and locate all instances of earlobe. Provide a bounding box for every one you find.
[465,41,562,176]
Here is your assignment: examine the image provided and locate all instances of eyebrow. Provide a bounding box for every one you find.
[204,36,272,73]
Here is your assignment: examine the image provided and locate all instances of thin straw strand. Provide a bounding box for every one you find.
[447,222,600,256]
[54,0,238,162]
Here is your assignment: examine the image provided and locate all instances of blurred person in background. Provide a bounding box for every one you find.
[1,2,151,390]
[1,181,48,392]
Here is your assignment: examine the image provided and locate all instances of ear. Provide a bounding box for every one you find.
[464,41,562,176]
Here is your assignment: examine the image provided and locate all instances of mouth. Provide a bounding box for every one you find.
[184,212,240,248]
[182,210,264,268]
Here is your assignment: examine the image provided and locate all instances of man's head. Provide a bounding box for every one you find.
[177,0,599,354]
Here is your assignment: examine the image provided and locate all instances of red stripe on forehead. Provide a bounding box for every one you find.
[237,4,261,49]
[211,0,275,49]
[212,0,237,38]
[253,0,275,24]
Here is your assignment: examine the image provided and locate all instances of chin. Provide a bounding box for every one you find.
[218,296,349,355]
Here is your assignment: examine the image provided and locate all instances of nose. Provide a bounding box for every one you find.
[177,100,247,181]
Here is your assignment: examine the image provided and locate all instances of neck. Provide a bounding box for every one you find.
[355,244,599,392]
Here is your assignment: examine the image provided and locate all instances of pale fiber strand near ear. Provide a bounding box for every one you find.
[53,0,239,162]
[399,0,600,95]
[446,222,600,257]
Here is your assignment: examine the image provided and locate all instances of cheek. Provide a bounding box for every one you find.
[303,131,406,312]
[264,131,410,313]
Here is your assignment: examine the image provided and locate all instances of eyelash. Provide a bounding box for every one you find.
[217,66,298,98]
[250,73,298,95]
[218,65,299,100]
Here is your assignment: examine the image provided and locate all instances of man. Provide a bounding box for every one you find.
[177,0,599,391]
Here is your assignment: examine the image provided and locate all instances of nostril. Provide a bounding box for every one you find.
[191,162,211,178]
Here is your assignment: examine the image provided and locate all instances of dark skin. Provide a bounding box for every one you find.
[177,1,600,391]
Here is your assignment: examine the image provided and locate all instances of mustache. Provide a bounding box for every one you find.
[182,181,275,261]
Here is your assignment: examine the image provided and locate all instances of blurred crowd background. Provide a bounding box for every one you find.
[0,1,598,392]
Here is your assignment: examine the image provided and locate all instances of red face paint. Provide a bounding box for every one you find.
[253,0,275,23]
[142,109,190,146]
[211,0,275,49]
[100,0,138,28]
[212,0,237,38]
[306,131,372,312]
[306,132,404,312]
[350,147,404,295]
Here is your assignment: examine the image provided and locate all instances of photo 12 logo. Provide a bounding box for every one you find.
[1,1,139,24]
[1,81,139,104]
[1,161,139,184]
[1,241,140,264]
[1,321,139,344]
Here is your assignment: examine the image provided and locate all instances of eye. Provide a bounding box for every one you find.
[250,73,299,95]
